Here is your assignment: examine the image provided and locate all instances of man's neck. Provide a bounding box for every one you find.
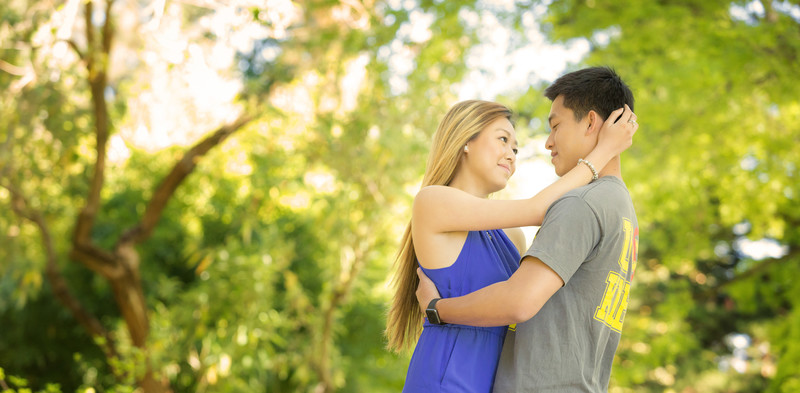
[597,156,623,179]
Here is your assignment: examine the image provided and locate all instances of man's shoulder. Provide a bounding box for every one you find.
[565,176,630,203]
[548,177,634,223]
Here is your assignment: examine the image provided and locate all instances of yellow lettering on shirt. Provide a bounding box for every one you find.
[594,217,637,332]
[618,219,633,273]
[594,272,629,332]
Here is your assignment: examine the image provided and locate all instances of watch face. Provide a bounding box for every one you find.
[426,308,441,325]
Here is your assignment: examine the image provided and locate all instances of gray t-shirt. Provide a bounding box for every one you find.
[493,176,639,393]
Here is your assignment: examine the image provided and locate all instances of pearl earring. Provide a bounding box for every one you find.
[464,145,469,153]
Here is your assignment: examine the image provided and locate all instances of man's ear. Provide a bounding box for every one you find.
[585,110,601,136]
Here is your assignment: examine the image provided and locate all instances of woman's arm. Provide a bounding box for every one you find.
[415,106,637,233]
[415,255,563,327]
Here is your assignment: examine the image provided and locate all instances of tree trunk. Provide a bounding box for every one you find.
[313,243,368,392]
[112,243,167,392]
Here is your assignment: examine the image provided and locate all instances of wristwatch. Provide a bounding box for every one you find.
[425,298,446,325]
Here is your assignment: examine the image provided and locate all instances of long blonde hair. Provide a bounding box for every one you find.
[386,100,513,352]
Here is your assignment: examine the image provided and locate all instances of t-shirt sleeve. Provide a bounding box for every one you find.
[523,195,601,284]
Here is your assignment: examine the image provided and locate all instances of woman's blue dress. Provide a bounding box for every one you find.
[402,229,520,393]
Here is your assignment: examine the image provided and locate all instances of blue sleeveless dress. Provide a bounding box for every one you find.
[402,229,521,393]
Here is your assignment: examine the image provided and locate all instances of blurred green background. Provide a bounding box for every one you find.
[1,0,798,392]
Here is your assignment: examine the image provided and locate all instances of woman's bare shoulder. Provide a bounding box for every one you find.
[502,227,527,254]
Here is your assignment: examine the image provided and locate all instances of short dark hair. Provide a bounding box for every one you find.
[545,66,634,121]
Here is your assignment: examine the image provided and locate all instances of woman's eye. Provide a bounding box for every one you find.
[500,136,508,143]
[512,148,519,155]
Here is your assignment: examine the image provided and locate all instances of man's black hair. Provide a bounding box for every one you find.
[545,66,634,121]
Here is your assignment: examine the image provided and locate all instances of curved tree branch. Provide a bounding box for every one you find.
[2,182,119,361]
[102,0,114,54]
[118,114,253,246]
[67,39,86,62]
[722,249,798,288]
[71,0,117,277]
[69,244,122,279]
[84,0,95,60]
[699,248,799,300]
[316,239,369,392]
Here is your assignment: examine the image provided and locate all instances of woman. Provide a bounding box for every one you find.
[386,100,636,392]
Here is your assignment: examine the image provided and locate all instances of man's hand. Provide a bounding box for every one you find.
[416,268,441,313]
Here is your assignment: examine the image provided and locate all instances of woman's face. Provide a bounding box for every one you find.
[462,117,518,194]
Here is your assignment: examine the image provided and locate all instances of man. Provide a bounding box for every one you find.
[415,66,639,392]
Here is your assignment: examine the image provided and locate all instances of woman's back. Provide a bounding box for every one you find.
[402,229,519,393]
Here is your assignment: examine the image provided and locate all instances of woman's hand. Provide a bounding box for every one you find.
[596,104,638,157]
[416,268,441,314]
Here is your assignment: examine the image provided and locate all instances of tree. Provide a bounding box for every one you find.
[2,0,256,390]
[1,0,497,391]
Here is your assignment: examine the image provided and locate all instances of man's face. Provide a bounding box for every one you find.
[545,95,597,177]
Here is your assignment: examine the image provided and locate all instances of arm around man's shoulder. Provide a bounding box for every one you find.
[413,186,536,233]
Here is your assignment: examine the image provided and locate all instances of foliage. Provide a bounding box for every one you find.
[1,0,482,391]
[515,0,800,391]
[0,367,63,393]
[2,0,798,392]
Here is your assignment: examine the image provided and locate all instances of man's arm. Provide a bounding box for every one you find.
[416,256,564,327]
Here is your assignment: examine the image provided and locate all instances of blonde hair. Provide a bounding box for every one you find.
[386,100,513,352]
